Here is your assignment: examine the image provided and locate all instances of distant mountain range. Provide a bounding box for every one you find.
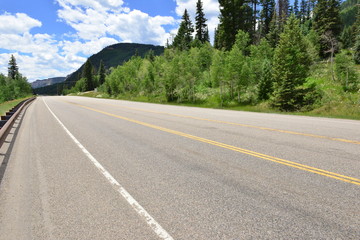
[31,77,66,89]
[34,43,164,95]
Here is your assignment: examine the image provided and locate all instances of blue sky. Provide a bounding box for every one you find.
[0,0,220,81]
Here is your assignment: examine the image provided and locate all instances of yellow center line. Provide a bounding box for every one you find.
[67,101,360,186]
[98,102,360,145]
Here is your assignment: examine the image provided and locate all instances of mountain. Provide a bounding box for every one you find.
[341,0,359,27]
[34,43,164,95]
[31,77,66,89]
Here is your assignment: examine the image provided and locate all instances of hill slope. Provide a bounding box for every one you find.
[31,77,66,89]
[34,43,164,95]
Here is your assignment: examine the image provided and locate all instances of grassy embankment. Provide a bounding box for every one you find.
[71,62,360,120]
[0,97,31,116]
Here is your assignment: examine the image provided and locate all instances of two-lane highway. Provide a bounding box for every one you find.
[0,96,359,239]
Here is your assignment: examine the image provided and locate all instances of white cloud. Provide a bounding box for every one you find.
[1,1,200,81]
[0,13,42,34]
[56,0,176,45]
[174,0,220,43]
[0,13,85,81]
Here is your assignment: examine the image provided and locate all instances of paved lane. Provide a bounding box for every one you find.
[1,96,359,239]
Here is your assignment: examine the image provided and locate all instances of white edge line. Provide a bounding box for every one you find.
[42,97,174,240]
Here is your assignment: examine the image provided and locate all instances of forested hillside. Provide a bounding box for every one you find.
[66,0,360,117]
[34,43,164,95]
[0,55,33,103]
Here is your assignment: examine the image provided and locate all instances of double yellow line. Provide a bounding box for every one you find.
[99,103,360,145]
[68,101,360,186]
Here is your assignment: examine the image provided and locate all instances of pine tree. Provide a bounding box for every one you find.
[354,7,360,64]
[259,0,275,37]
[293,0,299,18]
[278,0,290,26]
[258,60,273,100]
[195,0,209,43]
[82,59,94,91]
[98,60,106,86]
[272,15,311,111]
[173,9,194,51]
[8,55,19,80]
[313,0,342,58]
[299,0,307,23]
[217,0,253,50]
[267,10,281,48]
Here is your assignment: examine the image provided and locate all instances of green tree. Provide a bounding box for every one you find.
[335,50,359,91]
[173,9,194,51]
[98,60,106,86]
[272,15,311,111]
[258,60,273,100]
[259,0,275,37]
[354,8,360,64]
[267,11,281,48]
[313,0,342,58]
[217,0,253,50]
[293,0,299,18]
[82,59,95,91]
[195,0,210,43]
[8,55,19,80]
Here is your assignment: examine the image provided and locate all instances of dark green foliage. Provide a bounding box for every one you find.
[195,0,209,43]
[258,61,273,100]
[267,11,281,48]
[272,15,312,111]
[98,60,106,86]
[82,59,94,91]
[259,0,275,37]
[340,26,354,48]
[313,0,342,58]
[8,55,19,80]
[299,0,308,23]
[335,50,359,91]
[173,9,194,51]
[278,0,290,25]
[217,0,253,50]
[354,7,360,63]
[0,56,32,103]
[340,0,359,27]
[35,43,164,95]
[293,0,299,18]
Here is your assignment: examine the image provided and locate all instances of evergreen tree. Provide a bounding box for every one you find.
[313,0,342,58]
[299,0,308,23]
[354,7,360,64]
[353,33,360,64]
[217,0,253,50]
[173,9,194,51]
[340,26,354,49]
[195,0,210,43]
[258,60,273,100]
[98,60,106,86]
[278,0,290,25]
[8,55,19,80]
[293,0,299,18]
[82,59,94,91]
[259,0,275,37]
[272,15,311,111]
[267,10,281,48]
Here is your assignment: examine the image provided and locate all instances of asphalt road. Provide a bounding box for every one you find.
[0,96,359,239]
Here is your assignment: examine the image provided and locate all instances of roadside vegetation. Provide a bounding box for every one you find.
[64,0,360,119]
[0,55,33,105]
[0,98,29,116]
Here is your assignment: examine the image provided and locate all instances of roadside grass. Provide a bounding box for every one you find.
[0,97,29,116]
[68,63,360,120]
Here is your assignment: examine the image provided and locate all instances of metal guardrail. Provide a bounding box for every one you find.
[0,97,36,149]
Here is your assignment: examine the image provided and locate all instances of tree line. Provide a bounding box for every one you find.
[66,0,360,112]
[0,55,33,104]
